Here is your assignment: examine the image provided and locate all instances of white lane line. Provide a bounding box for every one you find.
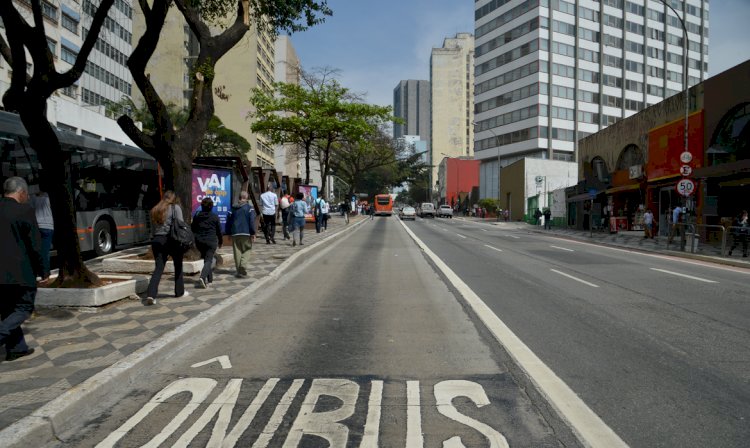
[550,245,575,252]
[503,234,521,239]
[457,234,467,239]
[399,221,627,448]
[481,229,487,232]
[550,269,599,288]
[441,227,448,231]
[484,244,503,252]
[650,268,718,283]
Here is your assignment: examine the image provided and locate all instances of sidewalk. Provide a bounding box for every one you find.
[456,217,750,269]
[0,215,364,430]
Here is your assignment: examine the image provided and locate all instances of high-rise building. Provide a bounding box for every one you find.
[431,33,475,190]
[274,36,302,178]
[0,0,136,142]
[473,0,709,199]
[131,7,276,167]
[393,80,431,146]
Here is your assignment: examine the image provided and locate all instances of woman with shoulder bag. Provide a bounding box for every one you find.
[145,190,187,305]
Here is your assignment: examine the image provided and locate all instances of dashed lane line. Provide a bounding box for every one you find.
[399,220,628,448]
[484,245,503,252]
[650,268,718,283]
[550,269,600,288]
[550,245,575,252]
[457,234,467,239]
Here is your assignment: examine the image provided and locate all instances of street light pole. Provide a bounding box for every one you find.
[658,0,690,210]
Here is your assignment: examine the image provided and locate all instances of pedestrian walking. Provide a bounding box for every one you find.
[314,194,327,233]
[260,186,278,244]
[145,190,187,305]
[30,187,53,277]
[226,191,257,277]
[320,195,330,231]
[0,177,46,361]
[290,192,308,247]
[369,204,375,220]
[191,197,222,289]
[534,208,543,226]
[728,210,749,258]
[543,208,552,229]
[667,205,682,244]
[643,209,654,239]
[280,193,293,240]
[504,209,509,222]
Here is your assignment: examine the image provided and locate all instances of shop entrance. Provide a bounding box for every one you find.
[658,187,680,236]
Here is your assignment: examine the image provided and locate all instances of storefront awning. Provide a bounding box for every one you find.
[693,159,750,178]
[567,192,600,202]
[605,184,641,194]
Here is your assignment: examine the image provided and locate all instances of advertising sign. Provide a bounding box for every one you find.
[192,167,232,229]
[298,184,318,221]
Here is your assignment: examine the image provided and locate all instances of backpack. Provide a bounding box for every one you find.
[169,205,194,252]
[280,196,290,209]
[314,198,322,217]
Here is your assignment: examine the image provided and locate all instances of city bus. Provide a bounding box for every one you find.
[0,110,161,256]
[374,194,394,216]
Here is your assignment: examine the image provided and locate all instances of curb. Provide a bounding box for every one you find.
[0,218,368,447]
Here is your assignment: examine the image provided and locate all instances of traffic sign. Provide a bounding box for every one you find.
[680,151,693,164]
[680,165,693,176]
[676,178,696,197]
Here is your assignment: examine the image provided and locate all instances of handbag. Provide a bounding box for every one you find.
[169,204,194,252]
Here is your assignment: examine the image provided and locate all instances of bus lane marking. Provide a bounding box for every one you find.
[191,355,232,369]
[650,268,717,283]
[484,245,503,252]
[550,269,599,288]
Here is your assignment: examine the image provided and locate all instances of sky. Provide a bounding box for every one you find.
[290,0,750,108]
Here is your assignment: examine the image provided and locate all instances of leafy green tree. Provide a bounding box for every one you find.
[0,0,116,286]
[200,116,252,159]
[117,0,331,216]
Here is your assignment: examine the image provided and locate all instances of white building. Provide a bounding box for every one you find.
[474,0,709,199]
[0,0,135,144]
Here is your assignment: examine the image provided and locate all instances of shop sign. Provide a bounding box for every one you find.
[676,178,696,197]
[680,165,693,176]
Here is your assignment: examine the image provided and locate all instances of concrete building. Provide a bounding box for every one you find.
[393,80,431,151]
[273,36,302,178]
[131,6,276,167]
[431,33,475,190]
[499,158,577,222]
[473,0,709,199]
[569,59,749,235]
[0,0,136,143]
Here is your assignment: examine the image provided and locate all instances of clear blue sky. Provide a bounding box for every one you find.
[291,0,750,108]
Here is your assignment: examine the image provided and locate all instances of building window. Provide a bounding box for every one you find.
[42,1,59,23]
[62,14,79,34]
[61,46,78,64]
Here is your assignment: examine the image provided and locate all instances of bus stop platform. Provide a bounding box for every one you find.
[0,213,365,439]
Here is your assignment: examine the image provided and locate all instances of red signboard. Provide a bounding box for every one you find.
[646,111,704,181]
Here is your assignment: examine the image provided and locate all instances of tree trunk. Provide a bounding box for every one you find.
[304,141,311,185]
[19,106,101,287]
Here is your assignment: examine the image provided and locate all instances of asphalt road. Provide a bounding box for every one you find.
[61,217,582,448]
[405,216,750,448]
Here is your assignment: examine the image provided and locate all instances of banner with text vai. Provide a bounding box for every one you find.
[192,168,232,229]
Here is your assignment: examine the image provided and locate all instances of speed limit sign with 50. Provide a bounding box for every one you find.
[676,178,696,196]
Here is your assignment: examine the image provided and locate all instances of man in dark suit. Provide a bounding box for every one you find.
[0,177,46,361]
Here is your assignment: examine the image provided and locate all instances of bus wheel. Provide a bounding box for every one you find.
[94,221,114,256]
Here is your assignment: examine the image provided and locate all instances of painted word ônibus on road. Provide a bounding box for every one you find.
[96,378,509,448]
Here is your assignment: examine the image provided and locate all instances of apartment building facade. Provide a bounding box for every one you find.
[430,32,475,191]
[0,0,136,143]
[473,0,709,199]
[131,6,276,167]
[393,79,431,151]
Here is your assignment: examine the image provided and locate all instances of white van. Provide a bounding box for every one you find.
[419,203,435,218]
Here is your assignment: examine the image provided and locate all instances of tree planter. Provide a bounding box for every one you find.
[101,253,204,275]
[36,275,147,307]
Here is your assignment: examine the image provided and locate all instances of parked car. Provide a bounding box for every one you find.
[418,202,435,218]
[399,206,416,220]
[437,204,454,218]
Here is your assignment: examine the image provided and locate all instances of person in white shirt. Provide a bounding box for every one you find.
[320,196,330,231]
[314,194,327,233]
[260,186,279,244]
[643,209,654,239]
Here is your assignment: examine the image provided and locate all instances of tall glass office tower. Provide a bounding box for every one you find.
[474,0,708,199]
